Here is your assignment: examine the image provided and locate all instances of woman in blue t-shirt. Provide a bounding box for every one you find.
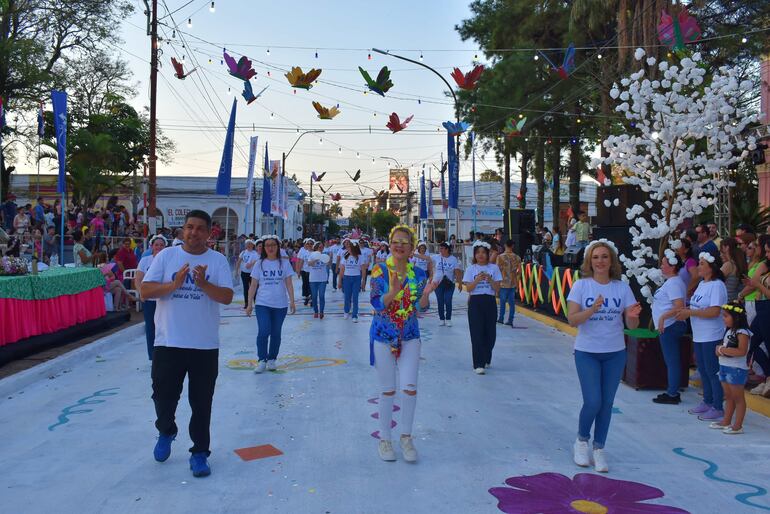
[566,240,640,473]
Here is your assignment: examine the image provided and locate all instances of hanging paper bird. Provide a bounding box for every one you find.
[223,51,256,81]
[554,43,576,79]
[241,81,268,105]
[319,185,330,194]
[657,7,702,51]
[285,67,322,89]
[312,101,340,120]
[171,57,197,79]
[345,169,361,182]
[386,112,414,133]
[450,65,484,90]
[358,66,393,96]
[503,117,527,138]
[331,193,342,201]
[442,120,470,136]
[311,171,327,182]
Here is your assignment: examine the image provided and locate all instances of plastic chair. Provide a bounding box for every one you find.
[122,268,142,312]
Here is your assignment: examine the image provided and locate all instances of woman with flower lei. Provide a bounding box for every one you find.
[368,225,436,463]
[566,239,640,473]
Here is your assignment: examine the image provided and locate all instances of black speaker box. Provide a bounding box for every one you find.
[508,232,535,257]
[595,185,650,227]
[563,246,584,267]
[502,209,536,238]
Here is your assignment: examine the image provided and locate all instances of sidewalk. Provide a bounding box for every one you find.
[1,284,769,513]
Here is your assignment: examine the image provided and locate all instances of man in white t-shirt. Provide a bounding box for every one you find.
[296,238,314,305]
[141,210,234,479]
[360,240,374,291]
[326,239,341,290]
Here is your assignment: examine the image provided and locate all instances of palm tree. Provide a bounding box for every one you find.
[327,202,343,219]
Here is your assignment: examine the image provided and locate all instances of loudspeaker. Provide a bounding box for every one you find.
[563,245,584,267]
[503,209,535,238]
[508,232,534,256]
[595,185,650,227]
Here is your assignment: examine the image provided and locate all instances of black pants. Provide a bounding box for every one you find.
[301,270,311,299]
[241,271,251,305]
[468,295,497,369]
[331,264,338,290]
[749,301,770,376]
[151,346,219,455]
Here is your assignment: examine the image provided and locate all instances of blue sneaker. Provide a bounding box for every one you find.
[153,432,176,462]
[189,452,211,477]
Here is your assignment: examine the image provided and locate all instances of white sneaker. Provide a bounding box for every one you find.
[266,360,277,371]
[378,440,397,461]
[474,367,486,375]
[485,363,491,369]
[750,381,768,395]
[353,317,359,323]
[254,361,266,374]
[446,320,452,327]
[573,439,591,467]
[344,313,350,320]
[400,436,418,463]
[593,448,608,473]
[439,320,446,326]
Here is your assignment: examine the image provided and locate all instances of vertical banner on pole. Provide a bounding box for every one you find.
[270,160,282,217]
[244,135,258,233]
[281,174,289,220]
[216,99,237,196]
[428,168,434,219]
[261,142,272,226]
[419,173,427,220]
[447,133,459,209]
[51,90,68,261]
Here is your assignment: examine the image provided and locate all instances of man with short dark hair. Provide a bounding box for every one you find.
[496,239,521,326]
[707,222,721,247]
[42,225,58,262]
[695,222,718,258]
[141,209,234,478]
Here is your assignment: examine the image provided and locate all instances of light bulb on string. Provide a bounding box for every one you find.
[208,58,212,64]
[372,158,375,164]
[356,152,360,159]
[172,29,176,38]
[315,50,318,58]
[373,112,377,117]
[533,54,539,61]
[570,138,578,145]
[187,18,192,28]
[220,59,223,65]
[419,52,423,62]
[741,36,748,44]
[338,147,342,154]
[227,87,231,95]
[597,53,603,59]
[266,48,270,55]
[270,113,274,119]
[418,98,421,105]
[181,55,185,64]
[651,131,659,140]
[319,138,323,145]
[209,1,215,12]
[367,53,371,60]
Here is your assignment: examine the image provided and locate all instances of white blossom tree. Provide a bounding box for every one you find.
[594,49,757,302]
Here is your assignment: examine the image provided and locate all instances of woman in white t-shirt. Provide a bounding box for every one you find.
[431,243,461,325]
[651,249,688,405]
[338,240,367,322]
[235,239,259,305]
[135,235,167,360]
[675,252,728,422]
[410,241,432,278]
[245,235,296,373]
[566,240,640,473]
[308,241,330,319]
[375,243,390,264]
[463,241,502,374]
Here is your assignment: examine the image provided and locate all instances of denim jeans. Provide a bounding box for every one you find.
[694,340,723,410]
[310,281,326,314]
[574,349,626,449]
[255,305,288,361]
[342,275,361,318]
[497,287,516,324]
[331,264,338,290]
[434,282,455,320]
[659,321,686,397]
[143,300,157,361]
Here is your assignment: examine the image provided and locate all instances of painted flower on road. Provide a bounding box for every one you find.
[489,472,689,513]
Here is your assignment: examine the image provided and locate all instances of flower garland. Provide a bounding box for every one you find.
[0,256,28,276]
[385,255,419,357]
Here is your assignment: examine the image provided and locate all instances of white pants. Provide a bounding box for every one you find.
[373,339,420,440]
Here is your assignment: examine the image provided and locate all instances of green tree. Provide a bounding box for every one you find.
[479,169,503,182]
[371,210,399,240]
[349,203,373,233]
[327,202,343,218]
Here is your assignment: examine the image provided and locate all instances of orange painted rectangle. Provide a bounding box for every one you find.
[234,444,283,461]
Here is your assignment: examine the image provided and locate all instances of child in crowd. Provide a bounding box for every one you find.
[711,302,751,434]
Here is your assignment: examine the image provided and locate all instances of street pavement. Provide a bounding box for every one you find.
[1,281,770,513]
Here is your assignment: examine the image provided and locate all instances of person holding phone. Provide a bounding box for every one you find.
[463,240,503,374]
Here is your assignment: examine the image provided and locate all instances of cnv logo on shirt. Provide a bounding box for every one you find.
[171,271,211,284]
[261,269,285,278]
[585,297,622,309]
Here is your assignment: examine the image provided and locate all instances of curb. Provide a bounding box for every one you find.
[0,323,145,398]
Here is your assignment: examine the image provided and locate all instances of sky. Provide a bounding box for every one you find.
[116,0,489,213]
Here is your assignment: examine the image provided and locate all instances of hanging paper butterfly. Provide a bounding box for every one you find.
[358,66,393,96]
[319,184,330,194]
[503,117,527,138]
[346,169,361,182]
[242,82,268,105]
[311,171,327,182]
[285,67,322,89]
[450,65,484,90]
[312,101,340,119]
[331,193,342,201]
[657,7,702,51]
[537,43,576,80]
[442,120,470,136]
[170,57,197,79]
[386,112,414,133]
[223,50,256,81]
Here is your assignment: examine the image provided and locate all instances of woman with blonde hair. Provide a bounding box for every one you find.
[566,240,640,473]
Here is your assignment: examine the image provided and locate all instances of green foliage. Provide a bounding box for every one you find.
[479,169,503,182]
[349,203,373,232]
[371,210,399,239]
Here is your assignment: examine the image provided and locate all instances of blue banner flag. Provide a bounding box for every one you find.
[260,141,272,215]
[51,90,68,194]
[427,169,434,219]
[419,173,427,220]
[37,101,45,137]
[447,132,459,209]
[216,98,237,195]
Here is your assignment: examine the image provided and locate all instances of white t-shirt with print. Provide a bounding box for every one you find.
[138,254,156,303]
[335,247,346,265]
[432,254,459,283]
[411,253,431,273]
[376,250,390,262]
[463,263,503,296]
[719,328,750,369]
[689,279,728,342]
[324,245,338,264]
[308,255,329,283]
[297,247,312,272]
[651,276,687,329]
[143,246,234,350]
[360,247,374,271]
[567,278,637,353]
[250,258,295,308]
[239,249,259,274]
[342,254,364,276]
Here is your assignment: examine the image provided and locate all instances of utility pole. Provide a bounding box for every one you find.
[147,0,158,220]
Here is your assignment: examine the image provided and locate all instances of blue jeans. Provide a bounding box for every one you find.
[659,321,686,396]
[255,305,288,361]
[694,340,723,410]
[434,282,454,320]
[310,281,326,314]
[574,349,626,449]
[497,287,516,324]
[342,275,361,318]
[331,264,338,290]
[143,300,157,361]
